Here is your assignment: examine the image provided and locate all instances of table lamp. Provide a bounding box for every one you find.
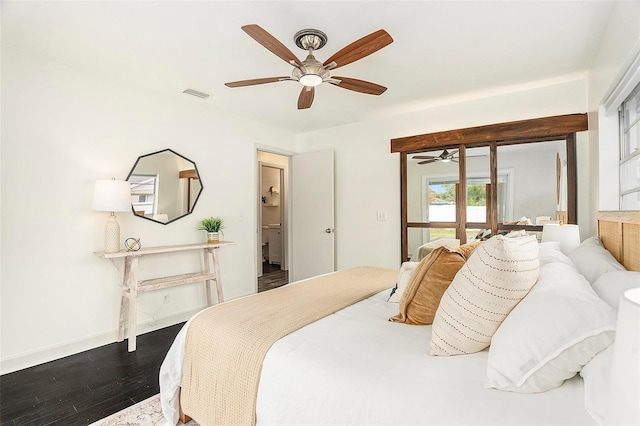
[541,223,580,254]
[605,287,640,424]
[92,179,131,253]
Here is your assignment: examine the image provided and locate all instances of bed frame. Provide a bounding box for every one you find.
[597,210,640,272]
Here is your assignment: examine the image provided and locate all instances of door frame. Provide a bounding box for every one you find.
[256,147,293,286]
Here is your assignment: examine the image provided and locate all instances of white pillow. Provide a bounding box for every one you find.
[568,236,625,284]
[580,345,613,424]
[388,262,418,303]
[538,241,576,268]
[592,270,640,309]
[486,261,616,393]
[430,234,539,356]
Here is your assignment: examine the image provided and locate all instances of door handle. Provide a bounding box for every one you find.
[325,228,334,234]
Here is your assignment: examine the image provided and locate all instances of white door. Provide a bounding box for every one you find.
[291,150,335,281]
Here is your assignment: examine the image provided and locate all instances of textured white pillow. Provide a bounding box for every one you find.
[568,237,625,284]
[592,270,640,309]
[430,234,539,356]
[388,262,418,303]
[486,261,616,393]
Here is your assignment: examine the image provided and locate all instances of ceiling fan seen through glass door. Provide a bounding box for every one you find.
[412,149,486,165]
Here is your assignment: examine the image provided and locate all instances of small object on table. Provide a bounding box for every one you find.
[125,238,141,251]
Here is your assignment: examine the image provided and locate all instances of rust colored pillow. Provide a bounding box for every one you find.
[389,242,481,325]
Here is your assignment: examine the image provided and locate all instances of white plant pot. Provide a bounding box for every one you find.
[207,232,220,243]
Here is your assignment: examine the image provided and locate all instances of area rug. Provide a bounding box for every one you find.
[90,394,198,426]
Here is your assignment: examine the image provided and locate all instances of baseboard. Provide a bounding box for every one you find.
[0,307,202,375]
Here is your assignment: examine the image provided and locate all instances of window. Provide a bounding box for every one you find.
[419,172,512,244]
[619,83,640,209]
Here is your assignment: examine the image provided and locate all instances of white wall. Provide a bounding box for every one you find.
[296,78,589,270]
[0,46,296,373]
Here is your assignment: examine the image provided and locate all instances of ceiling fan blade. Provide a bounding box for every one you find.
[298,87,315,110]
[330,77,387,95]
[225,76,288,88]
[448,149,459,157]
[418,159,439,165]
[241,24,303,67]
[323,29,393,69]
[412,155,438,159]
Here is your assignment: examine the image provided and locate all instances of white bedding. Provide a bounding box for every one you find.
[159,286,595,425]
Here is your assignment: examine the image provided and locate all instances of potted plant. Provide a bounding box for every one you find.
[199,216,224,243]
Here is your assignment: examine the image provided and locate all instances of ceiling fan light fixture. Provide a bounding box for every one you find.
[441,158,451,163]
[299,74,323,87]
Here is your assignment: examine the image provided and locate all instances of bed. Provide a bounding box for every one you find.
[159,211,640,425]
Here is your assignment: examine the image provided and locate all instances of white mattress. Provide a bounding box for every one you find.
[160,288,596,425]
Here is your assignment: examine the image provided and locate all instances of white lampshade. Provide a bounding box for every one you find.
[541,224,580,254]
[92,179,131,253]
[92,179,131,212]
[605,287,640,424]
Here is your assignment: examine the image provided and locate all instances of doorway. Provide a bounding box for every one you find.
[257,151,289,292]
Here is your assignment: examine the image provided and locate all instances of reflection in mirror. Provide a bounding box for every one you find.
[407,149,459,224]
[407,149,459,256]
[465,146,491,226]
[407,227,458,262]
[126,149,203,224]
[497,140,565,224]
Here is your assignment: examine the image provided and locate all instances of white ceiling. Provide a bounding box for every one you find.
[2,1,614,133]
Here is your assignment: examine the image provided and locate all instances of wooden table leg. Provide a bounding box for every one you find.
[203,248,213,307]
[127,256,139,352]
[117,257,132,342]
[212,249,224,303]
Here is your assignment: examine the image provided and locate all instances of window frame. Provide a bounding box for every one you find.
[619,83,640,209]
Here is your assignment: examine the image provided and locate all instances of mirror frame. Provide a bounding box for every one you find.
[126,148,203,225]
[392,113,588,262]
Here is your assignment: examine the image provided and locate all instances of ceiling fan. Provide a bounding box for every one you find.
[225,25,393,110]
[412,149,486,165]
[413,149,459,164]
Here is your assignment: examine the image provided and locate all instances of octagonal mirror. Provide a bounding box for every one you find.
[126,149,203,224]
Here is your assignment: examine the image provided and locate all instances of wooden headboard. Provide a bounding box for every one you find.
[597,211,640,272]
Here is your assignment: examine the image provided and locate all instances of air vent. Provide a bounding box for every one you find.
[183,89,210,99]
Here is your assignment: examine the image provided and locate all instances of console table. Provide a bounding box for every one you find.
[95,241,235,351]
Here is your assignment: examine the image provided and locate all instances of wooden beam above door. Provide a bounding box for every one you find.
[390,113,588,153]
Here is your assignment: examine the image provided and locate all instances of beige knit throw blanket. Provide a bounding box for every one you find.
[180,266,397,426]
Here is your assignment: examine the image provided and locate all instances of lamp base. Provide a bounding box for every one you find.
[105,213,121,253]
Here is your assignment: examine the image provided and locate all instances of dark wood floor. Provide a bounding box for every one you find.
[258,262,289,292]
[0,322,184,426]
[1,267,288,425]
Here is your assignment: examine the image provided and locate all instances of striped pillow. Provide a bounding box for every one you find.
[430,234,539,356]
